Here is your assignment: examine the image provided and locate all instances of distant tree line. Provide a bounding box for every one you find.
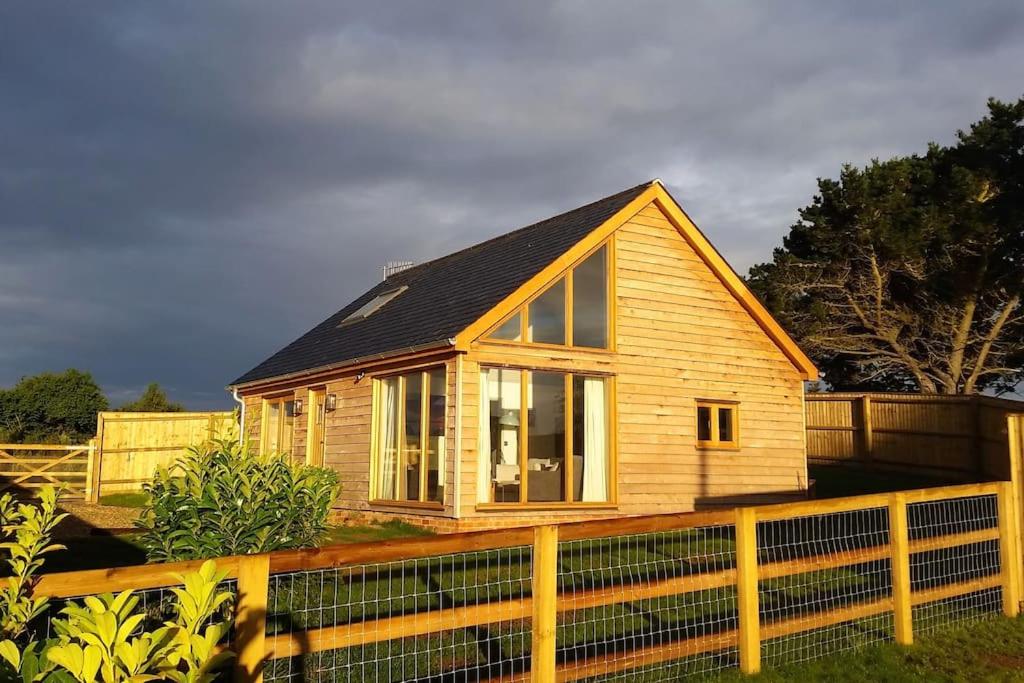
[750,96,1024,395]
[0,370,184,443]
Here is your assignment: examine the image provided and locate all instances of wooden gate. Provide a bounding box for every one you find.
[94,411,235,497]
[0,442,96,500]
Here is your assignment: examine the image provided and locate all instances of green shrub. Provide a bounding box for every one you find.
[138,438,340,561]
[0,486,235,683]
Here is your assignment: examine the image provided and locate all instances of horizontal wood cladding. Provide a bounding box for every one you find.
[241,355,460,516]
[461,201,807,518]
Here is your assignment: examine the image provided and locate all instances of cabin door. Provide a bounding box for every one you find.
[307,389,326,467]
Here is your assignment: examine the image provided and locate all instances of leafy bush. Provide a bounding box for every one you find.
[138,438,340,561]
[0,487,234,683]
[0,487,67,643]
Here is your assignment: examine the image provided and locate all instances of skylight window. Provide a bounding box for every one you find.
[339,286,407,326]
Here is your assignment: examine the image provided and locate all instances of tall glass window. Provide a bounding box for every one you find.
[479,368,609,504]
[527,372,566,502]
[263,397,295,458]
[572,246,608,348]
[528,279,565,344]
[374,368,448,503]
[486,241,610,349]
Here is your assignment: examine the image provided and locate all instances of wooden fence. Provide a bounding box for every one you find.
[0,442,96,500]
[806,392,1023,479]
[28,479,1022,682]
[93,411,235,497]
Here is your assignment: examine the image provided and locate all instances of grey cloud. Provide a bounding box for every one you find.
[1,1,1022,407]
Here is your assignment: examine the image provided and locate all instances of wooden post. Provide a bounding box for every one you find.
[1009,414,1024,601]
[84,438,98,503]
[860,395,874,463]
[91,417,104,503]
[234,554,270,683]
[998,481,1021,617]
[888,492,913,645]
[735,507,760,674]
[531,525,558,683]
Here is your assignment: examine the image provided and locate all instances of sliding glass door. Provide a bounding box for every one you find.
[480,367,610,505]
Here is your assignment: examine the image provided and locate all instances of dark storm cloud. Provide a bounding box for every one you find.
[2,1,1023,407]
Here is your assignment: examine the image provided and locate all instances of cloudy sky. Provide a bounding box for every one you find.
[2,2,1023,409]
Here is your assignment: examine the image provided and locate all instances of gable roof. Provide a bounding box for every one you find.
[231,179,819,388]
[230,181,655,387]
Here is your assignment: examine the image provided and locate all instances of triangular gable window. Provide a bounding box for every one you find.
[484,243,609,349]
[340,286,408,326]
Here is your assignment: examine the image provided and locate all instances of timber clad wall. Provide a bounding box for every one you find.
[242,358,460,517]
[241,200,809,529]
[459,201,807,523]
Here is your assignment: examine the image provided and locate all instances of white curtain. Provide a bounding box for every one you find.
[477,370,492,503]
[378,380,399,499]
[582,377,608,502]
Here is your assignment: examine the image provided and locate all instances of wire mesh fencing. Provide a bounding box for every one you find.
[555,522,739,681]
[20,481,1019,682]
[757,505,894,667]
[908,492,1003,634]
[263,545,534,682]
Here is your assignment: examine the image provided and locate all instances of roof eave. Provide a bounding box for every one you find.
[227,338,458,392]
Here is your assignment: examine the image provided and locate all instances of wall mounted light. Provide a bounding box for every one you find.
[356,371,366,382]
[325,394,338,412]
[293,398,303,416]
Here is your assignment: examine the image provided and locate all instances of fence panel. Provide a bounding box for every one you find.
[0,443,94,499]
[95,411,234,496]
[25,481,1022,682]
[806,393,1022,479]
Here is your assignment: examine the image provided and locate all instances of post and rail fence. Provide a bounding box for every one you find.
[0,411,234,503]
[27,477,1024,682]
[0,441,97,501]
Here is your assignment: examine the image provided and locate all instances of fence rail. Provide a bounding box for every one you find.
[27,480,1022,682]
[0,442,96,500]
[806,392,1022,479]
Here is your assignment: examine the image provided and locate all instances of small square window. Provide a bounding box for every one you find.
[696,401,738,449]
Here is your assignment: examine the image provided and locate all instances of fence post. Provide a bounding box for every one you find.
[998,481,1021,617]
[84,438,98,503]
[90,433,103,504]
[234,553,270,683]
[735,507,760,674]
[531,525,558,683]
[1009,414,1024,602]
[860,395,874,463]
[888,492,913,645]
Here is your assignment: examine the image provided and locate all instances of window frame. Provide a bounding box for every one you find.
[481,239,616,352]
[477,365,617,510]
[370,365,448,509]
[260,394,296,457]
[695,400,740,450]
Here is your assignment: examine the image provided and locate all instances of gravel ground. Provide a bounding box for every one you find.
[53,501,140,538]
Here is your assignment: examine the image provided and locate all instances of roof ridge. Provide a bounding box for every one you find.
[390,180,656,280]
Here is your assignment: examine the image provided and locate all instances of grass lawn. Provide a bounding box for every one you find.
[42,520,435,573]
[98,491,150,507]
[717,615,1024,682]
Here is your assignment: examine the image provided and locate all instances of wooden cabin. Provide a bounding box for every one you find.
[229,180,818,531]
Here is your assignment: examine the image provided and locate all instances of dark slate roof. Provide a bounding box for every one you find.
[231,181,654,386]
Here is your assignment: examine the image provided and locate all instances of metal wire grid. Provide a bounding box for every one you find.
[556,525,739,681]
[908,494,1002,634]
[263,546,533,682]
[757,506,894,667]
